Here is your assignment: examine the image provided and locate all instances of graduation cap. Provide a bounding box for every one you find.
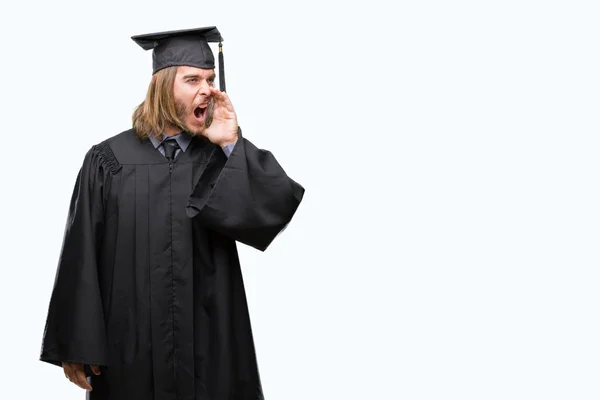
[131,26,227,92]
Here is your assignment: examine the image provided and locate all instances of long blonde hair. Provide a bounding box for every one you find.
[132,66,184,139]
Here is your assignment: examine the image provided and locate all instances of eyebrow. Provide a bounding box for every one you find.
[182,74,216,80]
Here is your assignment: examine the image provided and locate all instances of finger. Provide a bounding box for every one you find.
[65,364,91,391]
[66,369,75,383]
[210,87,227,103]
[211,91,234,115]
[90,365,101,375]
[220,92,235,112]
[209,86,220,98]
[74,369,93,391]
[64,363,74,381]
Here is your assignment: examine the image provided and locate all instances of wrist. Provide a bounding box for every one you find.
[217,134,238,148]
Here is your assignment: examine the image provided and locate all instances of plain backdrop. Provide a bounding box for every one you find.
[1,0,599,399]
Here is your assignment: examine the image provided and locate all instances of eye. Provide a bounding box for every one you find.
[187,78,198,83]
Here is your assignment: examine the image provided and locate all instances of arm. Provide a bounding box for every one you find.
[40,147,109,370]
[186,128,304,251]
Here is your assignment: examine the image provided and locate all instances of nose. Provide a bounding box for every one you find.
[197,79,212,97]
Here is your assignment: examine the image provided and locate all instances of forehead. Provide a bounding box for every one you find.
[176,66,215,77]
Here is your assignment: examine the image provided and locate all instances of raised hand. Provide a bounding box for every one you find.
[203,87,238,147]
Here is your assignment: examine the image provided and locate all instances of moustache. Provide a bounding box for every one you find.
[205,97,214,128]
[194,97,215,127]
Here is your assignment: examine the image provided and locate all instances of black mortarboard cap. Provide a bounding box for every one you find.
[131,26,226,91]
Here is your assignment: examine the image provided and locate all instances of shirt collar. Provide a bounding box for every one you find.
[148,131,193,152]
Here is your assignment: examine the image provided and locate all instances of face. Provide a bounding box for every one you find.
[173,66,216,135]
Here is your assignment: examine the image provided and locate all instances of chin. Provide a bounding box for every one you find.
[184,120,206,137]
[188,130,205,137]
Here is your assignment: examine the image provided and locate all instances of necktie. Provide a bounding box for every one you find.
[163,138,180,162]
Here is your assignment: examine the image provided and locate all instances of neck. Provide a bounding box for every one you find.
[164,124,182,136]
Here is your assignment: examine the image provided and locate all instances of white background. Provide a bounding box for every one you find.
[0,0,599,399]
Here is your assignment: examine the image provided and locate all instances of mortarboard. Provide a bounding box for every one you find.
[131,26,227,92]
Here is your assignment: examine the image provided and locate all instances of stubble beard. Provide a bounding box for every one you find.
[175,97,214,136]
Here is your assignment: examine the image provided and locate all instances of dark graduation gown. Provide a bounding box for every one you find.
[39,128,304,400]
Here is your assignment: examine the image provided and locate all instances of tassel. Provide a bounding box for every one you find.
[218,41,226,92]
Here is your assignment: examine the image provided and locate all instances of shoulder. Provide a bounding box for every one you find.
[95,128,138,149]
[86,129,137,174]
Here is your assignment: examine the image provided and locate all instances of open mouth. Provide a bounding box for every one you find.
[194,106,207,122]
[193,99,214,127]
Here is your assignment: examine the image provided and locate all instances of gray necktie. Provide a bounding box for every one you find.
[163,138,180,161]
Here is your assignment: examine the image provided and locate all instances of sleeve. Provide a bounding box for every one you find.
[186,129,305,251]
[39,146,109,368]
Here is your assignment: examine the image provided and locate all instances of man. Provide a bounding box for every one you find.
[39,26,304,400]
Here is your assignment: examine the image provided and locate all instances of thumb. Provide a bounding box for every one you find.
[90,365,102,375]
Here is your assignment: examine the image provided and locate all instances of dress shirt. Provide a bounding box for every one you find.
[149,132,236,159]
